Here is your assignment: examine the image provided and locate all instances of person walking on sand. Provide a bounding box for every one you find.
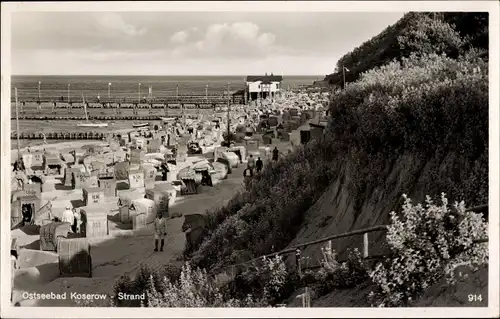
[154,212,167,252]
[247,154,255,176]
[72,208,81,233]
[272,147,279,162]
[61,206,74,224]
[256,157,263,174]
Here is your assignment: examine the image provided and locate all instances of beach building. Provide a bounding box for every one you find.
[245,73,283,101]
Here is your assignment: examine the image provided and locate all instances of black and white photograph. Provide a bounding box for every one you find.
[1,1,499,318]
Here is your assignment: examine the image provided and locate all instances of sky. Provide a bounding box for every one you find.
[11,11,405,76]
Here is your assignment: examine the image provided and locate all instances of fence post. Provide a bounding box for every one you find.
[295,248,301,276]
[303,287,307,307]
[363,232,369,259]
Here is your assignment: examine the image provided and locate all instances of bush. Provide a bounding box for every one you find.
[191,137,339,271]
[228,254,299,306]
[314,247,369,295]
[368,194,488,307]
[118,262,269,307]
[113,263,182,307]
[329,53,488,210]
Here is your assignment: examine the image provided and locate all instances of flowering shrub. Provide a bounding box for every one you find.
[229,254,297,306]
[114,262,272,307]
[113,263,182,307]
[145,263,234,307]
[368,194,488,307]
[315,247,369,294]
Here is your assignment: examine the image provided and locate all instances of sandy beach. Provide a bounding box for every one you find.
[10,113,310,307]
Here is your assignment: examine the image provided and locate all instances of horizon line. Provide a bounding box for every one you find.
[11,74,326,77]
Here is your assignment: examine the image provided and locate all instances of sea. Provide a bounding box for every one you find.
[11,75,322,101]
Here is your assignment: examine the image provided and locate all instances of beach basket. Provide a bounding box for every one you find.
[132,213,147,230]
[11,200,23,229]
[281,132,290,142]
[24,183,42,199]
[98,175,117,197]
[216,157,232,174]
[80,206,108,238]
[40,222,71,252]
[118,191,144,224]
[214,146,229,161]
[145,187,170,218]
[262,135,272,145]
[58,237,92,277]
[181,178,198,195]
[212,162,228,181]
[144,165,157,189]
[131,198,156,224]
[221,152,239,168]
[114,161,130,181]
[128,168,144,189]
[300,130,311,144]
[82,187,104,206]
[268,116,278,127]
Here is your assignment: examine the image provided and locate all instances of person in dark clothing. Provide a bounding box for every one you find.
[161,163,169,181]
[256,157,263,173]
[272,147,279,162]
[13,161,18,172]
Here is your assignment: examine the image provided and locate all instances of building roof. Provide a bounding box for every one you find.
[246,75,283,82]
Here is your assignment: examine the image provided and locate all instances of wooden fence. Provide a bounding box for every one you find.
[219,203,489,278]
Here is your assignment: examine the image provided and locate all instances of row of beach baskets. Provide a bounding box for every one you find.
[36,187,174,278]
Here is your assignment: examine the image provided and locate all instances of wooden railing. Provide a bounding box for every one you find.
[218,203,489,276]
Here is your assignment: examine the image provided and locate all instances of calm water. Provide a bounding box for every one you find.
[11,75,321,101]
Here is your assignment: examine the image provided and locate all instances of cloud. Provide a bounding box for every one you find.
[94,13,146,37]
[11,12,406,75]
[170,30,189,44]
[172,21,279,59]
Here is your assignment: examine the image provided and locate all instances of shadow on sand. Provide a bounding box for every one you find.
[54,178,73,191]
[116,181,130,191]
[70,199,85,208]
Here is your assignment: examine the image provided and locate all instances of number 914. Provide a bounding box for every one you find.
[468,294,483,302]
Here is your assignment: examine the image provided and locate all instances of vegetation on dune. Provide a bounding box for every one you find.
[325,12,488,87]
[192,137,339,271]
[112,194,487,308]
[113,12,489,307]
[192,16,488,273]
[330,52,488,211]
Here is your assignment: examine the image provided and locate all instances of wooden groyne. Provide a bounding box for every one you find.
[11,131,118,140]
[11,95,244,106]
